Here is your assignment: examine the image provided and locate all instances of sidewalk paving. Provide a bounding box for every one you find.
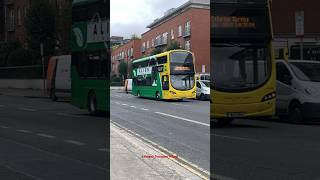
[111,122,205,180]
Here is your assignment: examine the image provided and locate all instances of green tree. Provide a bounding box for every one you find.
[131,34,140,40]
[151,47,163,55]
[119,61,128,79]
[24,0,56,60]
[165,41,181,51]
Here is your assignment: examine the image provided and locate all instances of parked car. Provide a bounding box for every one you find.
[196,80,210,100]
[124,79,132,93]
[47,55,71,101]
[276,60,320,123]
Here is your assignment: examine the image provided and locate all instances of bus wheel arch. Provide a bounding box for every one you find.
[155,91,160,100]
[87,90,97,115]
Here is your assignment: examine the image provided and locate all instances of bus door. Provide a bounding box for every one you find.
[162,75,169,90]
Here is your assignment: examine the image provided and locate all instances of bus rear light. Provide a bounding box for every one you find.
[261,92,276,102]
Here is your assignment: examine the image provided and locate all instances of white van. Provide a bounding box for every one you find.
[124,79,132,93]
[48,55,71,101]
[196,80,210,100]
[276,60,320,123]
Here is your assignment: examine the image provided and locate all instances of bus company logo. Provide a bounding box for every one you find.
[73,27,84,48]
[137,67,152,76]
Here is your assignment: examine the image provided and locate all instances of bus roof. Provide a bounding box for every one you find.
[72,0,100,7]
[132,50,192,64]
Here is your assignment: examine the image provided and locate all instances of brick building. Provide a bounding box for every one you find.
[2,0,71,51]
[111,39,142,77]
[111,0,210,77]
[141,0,210,74]
[272,0,320,60]
[0,0,4,41]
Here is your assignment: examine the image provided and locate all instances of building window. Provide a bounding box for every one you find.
[155,35,161,46]
[141,42,146,52]
[8,9,15,31]
[130,48,133,56]
[184,21,191,37]
[147,40,149,49]
[178,25,182,37]
[162,32,168,45]
[24,7,28,17]
[17,8,22,26]
[151,38,154,47]
[171,29,174,39]
[185,40,191,50]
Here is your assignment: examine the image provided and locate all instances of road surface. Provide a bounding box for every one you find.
[0,94,108,180]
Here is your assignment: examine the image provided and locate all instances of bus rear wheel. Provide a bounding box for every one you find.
[88,92,97,115]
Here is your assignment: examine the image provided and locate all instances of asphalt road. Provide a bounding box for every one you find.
[0,94,108,180]
[211,118,320,180]
[110,90,210,172]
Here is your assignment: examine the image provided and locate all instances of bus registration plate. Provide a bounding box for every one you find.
[226,112,245,117]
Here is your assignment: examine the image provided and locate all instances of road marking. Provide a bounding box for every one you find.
[130,105,136,108]
[170,103,191,107]
[16,129,31,133]
[141,108,149,111]
[211,133,259,143]
[121,103,128,106]
[98,148,109,152]
[211,173,237,180]
[154,112,210,127]
[0,125,9,129]
[64,140,86,146]
[56,113,82,118]
[36,133,56,139]
[18,107,36,112]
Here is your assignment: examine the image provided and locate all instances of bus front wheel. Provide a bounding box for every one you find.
[88,92,97,115]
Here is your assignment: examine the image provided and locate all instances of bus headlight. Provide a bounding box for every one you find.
[261,92,276,102]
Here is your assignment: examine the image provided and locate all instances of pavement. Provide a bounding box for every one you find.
[110,89,210,178]
[0,88,207,180]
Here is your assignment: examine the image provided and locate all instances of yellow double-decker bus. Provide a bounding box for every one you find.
[211,0,276,125]
[132,50,196,100]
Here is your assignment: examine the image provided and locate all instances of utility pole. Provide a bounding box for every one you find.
[40,42,46,96]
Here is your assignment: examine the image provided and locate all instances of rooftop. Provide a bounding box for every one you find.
[146,0,209,30]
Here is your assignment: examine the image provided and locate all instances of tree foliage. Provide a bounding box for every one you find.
[151,47,163,55]
[119,61,128,79]
[165,41,181,51]
[24,0,56,58]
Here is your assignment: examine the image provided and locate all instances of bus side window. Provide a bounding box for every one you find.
[157,56,167,64]
[162,75,169,90]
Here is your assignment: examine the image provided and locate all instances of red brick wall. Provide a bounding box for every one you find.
[141,7,210,73]
[272,0,320,35]
[111,39,142,76]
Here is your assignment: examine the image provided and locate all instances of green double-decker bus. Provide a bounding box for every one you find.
[71,0,109,114]
[132,50,196,100]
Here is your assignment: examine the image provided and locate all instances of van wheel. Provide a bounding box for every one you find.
[155,92,160,100]
[200,93,205,101]
[288,102,303,124]
[88,92,97,115]
[51,89,57,102]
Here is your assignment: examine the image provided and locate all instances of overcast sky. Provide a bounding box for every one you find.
[110,0,188,39]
